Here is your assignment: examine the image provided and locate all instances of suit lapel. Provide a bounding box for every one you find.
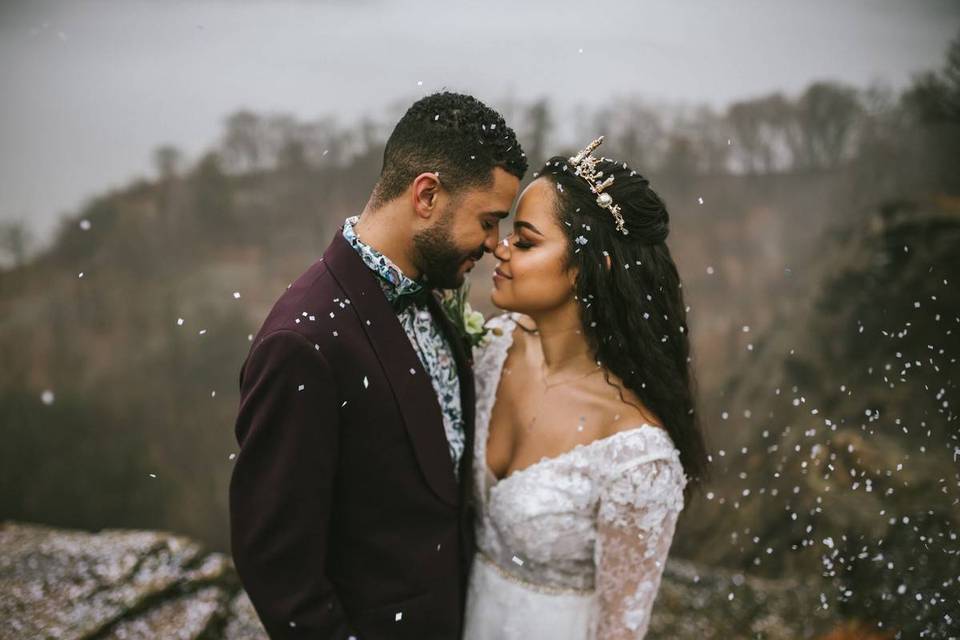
[324,232,459,507]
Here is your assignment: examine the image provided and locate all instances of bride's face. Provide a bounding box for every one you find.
[490,177,577,314]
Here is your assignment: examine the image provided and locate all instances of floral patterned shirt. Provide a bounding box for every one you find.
[342,215,465,479]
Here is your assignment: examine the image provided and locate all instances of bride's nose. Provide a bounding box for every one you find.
[493,235,511,261]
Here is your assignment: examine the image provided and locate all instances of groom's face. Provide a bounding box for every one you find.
[413,167,520,289]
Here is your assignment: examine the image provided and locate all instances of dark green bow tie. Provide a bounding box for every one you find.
[391,287,432,313]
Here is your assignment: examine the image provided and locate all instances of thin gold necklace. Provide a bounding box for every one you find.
[527,358,603,432]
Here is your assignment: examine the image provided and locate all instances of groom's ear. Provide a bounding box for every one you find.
[411,171,443,220]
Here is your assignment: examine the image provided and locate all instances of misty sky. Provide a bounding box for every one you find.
[1,0,958,243]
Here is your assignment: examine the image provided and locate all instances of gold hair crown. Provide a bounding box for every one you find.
[568,135,627,235]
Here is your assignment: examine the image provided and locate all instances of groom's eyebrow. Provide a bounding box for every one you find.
[515,220,543,236]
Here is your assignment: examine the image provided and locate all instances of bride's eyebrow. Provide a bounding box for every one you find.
[514,220,543,236]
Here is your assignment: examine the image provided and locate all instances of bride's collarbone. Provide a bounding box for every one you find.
[487,377,662,480]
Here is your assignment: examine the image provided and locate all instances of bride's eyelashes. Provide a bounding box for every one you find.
[513,239,533,250]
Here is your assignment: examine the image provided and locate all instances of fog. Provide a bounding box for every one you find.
[1,0,958,242]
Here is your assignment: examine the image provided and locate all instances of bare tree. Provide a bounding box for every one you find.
[153,145,183,180]
[0,220,33,269]
[793,82,864,169]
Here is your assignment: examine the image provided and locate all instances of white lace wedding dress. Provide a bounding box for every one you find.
[463,313,688,640]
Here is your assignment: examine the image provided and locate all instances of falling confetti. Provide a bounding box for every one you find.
[41,390,55,405]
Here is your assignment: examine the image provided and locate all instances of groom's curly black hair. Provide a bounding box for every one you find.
[371,92,528,207]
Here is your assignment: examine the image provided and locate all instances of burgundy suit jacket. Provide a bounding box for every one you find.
[229,230,476,639]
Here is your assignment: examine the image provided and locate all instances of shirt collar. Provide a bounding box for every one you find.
[342,215,424,303]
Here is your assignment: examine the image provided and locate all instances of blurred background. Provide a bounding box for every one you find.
[1,1,959,638]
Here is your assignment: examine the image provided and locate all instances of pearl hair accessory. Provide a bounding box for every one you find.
[568,136,627,235]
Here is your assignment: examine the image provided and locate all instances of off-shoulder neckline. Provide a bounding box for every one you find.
[480,312,674,488]
[486,422,673,487]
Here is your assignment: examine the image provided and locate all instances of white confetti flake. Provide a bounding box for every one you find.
[211,390,216,397]
[41,390,55,405]
[410,368,416,375]
[298,384,305,391]
[149,473,157,479]
[511,555,524,566]
[823,537,834,549]
[578,47,584,53]
[697,196,704,205]
[228,453,236,460]
[417,80,423,86]
[79,219,91,230]
[574,235,588,246]
[177,318,184,326]
[198,329,207,335]
[233,291,241,299]
[395,612,403,622]
[78,272,84,278]
[363,376,369,389]
[706,266,715,275]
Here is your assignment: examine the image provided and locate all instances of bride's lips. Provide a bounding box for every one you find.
[493,267,512,282]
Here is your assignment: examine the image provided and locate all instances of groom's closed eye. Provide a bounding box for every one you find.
[482,211,509,231]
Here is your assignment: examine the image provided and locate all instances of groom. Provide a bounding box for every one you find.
[229,92,527,639]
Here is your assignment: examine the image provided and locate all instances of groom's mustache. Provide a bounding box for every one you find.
[467,247,485,262]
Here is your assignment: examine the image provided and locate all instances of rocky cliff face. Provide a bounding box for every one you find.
[1,521,835,640]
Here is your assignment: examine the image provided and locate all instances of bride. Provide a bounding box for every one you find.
[463,137,709,639]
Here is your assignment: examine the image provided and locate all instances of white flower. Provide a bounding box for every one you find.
[463,303,485,336]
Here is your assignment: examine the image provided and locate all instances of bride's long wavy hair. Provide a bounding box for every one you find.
[535,155,710,498]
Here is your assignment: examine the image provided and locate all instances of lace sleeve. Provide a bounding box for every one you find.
[592,454,686,639]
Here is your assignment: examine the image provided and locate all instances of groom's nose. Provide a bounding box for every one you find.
[482,229,500,254]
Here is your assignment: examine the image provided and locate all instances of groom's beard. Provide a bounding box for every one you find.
[412,210,484,290]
